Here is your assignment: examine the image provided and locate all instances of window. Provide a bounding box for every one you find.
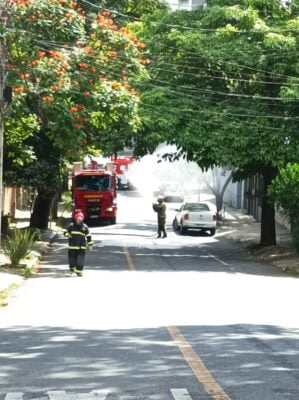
[76,175,111,192]
[184,203,210,212]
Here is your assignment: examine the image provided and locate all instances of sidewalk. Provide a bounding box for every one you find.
[219,206,299,275]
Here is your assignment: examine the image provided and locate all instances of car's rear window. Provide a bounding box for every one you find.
[184,203,210,211]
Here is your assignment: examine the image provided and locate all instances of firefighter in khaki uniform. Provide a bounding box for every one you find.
[64,212,93,276]
[153,195,167,238]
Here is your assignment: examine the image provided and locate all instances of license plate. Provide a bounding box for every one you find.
[90,215,98,219]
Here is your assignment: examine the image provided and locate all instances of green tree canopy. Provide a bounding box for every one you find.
[5,0,148,228]
[134,0,299,246]
[78,0,168,18]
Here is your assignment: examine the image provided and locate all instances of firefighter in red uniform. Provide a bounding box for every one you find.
[64,212,93,276]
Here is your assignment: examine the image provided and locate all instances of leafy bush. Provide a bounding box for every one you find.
[269,163,299,224]
[269,164,299,253]
[24,227,41,242]
[2,229,35,266]
[61,191,73,214]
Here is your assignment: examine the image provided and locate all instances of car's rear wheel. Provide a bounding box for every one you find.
[172,219,179,231]
[210,228,216,236]
[180,221,187,235]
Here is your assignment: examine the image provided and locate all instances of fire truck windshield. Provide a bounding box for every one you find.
[75,175,111,192]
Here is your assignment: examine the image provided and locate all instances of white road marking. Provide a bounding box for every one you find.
[47,391,71,400]
[207,252,230,266]
[171,388,194,400]
[4,394,23,400]
[4,390,188,400]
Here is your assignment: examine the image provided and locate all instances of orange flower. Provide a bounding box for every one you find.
[83,46,93,54]
[136,42,146,49]
[112,82,121,89]
[65,12,74,21]
[70,106,78,112]
[73,124,83,130]
[20,73,30,79]
[90,67,96,73]
[42,96,54,103]
[50,85,59,91]
[107,51,117,58]
[78,63,88,69]
[12,87,26,93]
[49,50,64,60]
[55,70,66,77]
[38,51,46,58]
[84,91,90,96]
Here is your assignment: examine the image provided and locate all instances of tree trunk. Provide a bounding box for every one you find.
[30,190,55,229]
[51,192,59,220]
[260,168,277,247]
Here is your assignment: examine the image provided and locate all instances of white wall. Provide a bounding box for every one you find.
[165,0,206,11]
[223,179,244,209]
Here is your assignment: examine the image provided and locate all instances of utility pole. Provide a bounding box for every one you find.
[0,0,8,245]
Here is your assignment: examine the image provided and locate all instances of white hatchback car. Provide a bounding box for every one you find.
[173,202,217,236]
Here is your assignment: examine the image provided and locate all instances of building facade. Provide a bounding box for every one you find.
[166,0,206,11]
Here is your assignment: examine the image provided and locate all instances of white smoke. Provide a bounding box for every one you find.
[126,144,211,201]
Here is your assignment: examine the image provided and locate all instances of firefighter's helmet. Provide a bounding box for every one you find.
[157,195,164,202]
[74,212,85,221]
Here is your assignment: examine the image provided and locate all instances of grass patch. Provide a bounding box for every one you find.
[0,283,20,308]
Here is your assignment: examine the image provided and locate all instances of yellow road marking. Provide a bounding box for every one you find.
[167,326,231,400]
[124,247,136,271]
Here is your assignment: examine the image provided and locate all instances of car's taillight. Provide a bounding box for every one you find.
[184,213,189,220]
[213,214,217,221]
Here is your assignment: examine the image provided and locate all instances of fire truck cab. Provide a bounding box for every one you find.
[72,160,117,224]
[111,155,134,190]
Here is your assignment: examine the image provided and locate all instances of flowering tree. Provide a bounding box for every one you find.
[6,0,148,228]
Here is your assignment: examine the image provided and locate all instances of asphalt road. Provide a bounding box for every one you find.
[0,191,299,400]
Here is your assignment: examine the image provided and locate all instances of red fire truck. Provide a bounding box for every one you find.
[72,160,117,224]
[111,155,134,190]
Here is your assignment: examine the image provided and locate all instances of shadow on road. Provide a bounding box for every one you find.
[0,323,298,397]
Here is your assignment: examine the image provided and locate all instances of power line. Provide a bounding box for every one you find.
[25,38,299,98]
[80,0,299,34]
